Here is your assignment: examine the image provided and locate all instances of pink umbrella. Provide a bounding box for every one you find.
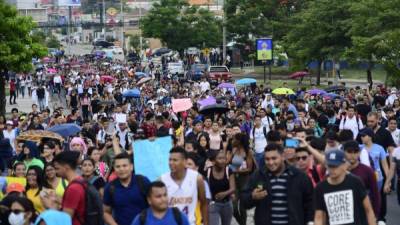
[47,68,57,74]
[100,75,114,83]
[172,98,193,113]
[289,71,309,79]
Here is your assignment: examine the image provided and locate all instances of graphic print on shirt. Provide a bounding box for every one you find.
[323,190,354,225]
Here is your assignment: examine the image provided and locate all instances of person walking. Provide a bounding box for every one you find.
[36,85,46,111]
[160,147,209,225]
[241,143,314,225]
[314,149,377,225]
[103,152,151,225]
[207,151,235,225]
[9,79,17,105]
[131,181,190,225]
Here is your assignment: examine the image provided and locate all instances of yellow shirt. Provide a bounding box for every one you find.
[55,178,68,198]
[26,188,45,213]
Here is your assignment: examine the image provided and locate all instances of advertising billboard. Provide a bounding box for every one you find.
[58,0,81,6]
[256,38,272,61]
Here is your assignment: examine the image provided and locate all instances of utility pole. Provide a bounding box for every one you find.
[139,0,143,52]
[102,0,106,36]
[120,0,124,50]
[222,0,226,64]
[68,6,72,55]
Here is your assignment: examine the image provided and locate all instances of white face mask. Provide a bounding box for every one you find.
[8,212,25,225]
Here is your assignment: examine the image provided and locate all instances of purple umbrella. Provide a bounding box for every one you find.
[218,83,235,89]
[198,96,216,107]
[307,89,327,95]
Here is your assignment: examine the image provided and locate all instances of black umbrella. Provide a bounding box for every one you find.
[325,86,347,93]
[199,103,229,115]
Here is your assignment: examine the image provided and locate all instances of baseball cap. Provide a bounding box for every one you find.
[325,149,346,167]
[6,183,25,194]
[359,128,374,138]
[6,120,13,126]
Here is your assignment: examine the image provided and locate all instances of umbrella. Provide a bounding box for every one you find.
[199,103,229,115]
[272,88,295,95]
[47,68,57,74]
[123,89,141,98]
[289,71,309,79]
[323,92,342,100]
[135,72,147,78]
[101,75,114,83]
[235,78,257,85]
[16,130,64,143]
[137,77,152,85]
[198,96,216,107]
[325,86,346,92]
[47,123,82,138]
[218,83,235,89]
[172,98,193,113]
[307,89,327,95]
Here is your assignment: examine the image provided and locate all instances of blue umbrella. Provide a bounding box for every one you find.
[235,78,257,85]
[47,123,81,138]
[135,72,147,77]
[123,89,141,98]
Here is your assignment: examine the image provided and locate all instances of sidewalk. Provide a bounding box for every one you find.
[5,95,35,114]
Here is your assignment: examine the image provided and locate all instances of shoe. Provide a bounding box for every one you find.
[378,221,386,225]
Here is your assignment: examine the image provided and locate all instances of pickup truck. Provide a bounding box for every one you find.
[206,66,232,83]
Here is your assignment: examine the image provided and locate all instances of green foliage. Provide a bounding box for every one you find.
[0,0,47,115]
[140,0,222,51]
[128,35,148,51]
[46,35,61,48]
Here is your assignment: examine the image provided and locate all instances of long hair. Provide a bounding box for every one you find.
[26,166,49,196]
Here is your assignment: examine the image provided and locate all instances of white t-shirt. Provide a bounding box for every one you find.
[199,81,210,93]
[3,129,16,152]
[388,128,400,147]
[250,126,268,154]
[339,116,363,139]
[261,116,273,132]
[53,75,62,84]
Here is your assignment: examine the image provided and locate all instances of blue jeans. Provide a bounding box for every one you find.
[209,201,233,225]
[254,152,264,168]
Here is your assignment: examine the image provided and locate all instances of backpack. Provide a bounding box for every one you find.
[341,115,362,131]
[109,174,147,205]
[252,126,267,141]
[206,167,230,183]
[37,88,45,99]
[139,207,182,225]
[69,179,104,225]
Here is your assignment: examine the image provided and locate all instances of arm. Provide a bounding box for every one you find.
[363,196,377,225]
[298,138,325,164]
[314,210,326,225]
[215,172,236,200]
[103,205,118,225]
[112,134,122,155]
[197,175,208,225]
[384,159,396,193]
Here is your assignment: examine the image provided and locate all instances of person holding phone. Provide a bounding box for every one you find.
[241,143,314,225]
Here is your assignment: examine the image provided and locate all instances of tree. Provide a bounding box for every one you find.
[283,0,352,85]
[46,35,61,49]
[347,0,400,86]
[0,0,47,115]
[140,0,221,52]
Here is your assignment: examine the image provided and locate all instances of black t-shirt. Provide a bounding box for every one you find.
[374,127,396,152]
[355,104,371,122]
[314,174,368,225]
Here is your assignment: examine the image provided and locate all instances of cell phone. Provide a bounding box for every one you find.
[285,139,299,148]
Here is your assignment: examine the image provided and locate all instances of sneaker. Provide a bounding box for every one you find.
[378,221,386,225]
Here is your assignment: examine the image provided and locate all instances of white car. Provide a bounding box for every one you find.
[108,46,124,55]
[168,62,185,77]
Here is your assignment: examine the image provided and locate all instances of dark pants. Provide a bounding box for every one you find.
[9,90,16,104]
[82,105,90,120]
[233,174,249,225]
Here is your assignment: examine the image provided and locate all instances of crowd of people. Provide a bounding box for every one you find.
[0,54,400,225]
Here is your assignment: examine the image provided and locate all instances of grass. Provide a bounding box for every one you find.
[231,66,386,81]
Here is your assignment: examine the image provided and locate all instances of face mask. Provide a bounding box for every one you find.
[8,212,25,225]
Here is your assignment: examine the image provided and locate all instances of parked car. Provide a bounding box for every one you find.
[168,62,185,77]
[206,66,232,83]
[108,46,123,55]
[93,40,113,48]
[188,63,208,80]
[127,52,140,63]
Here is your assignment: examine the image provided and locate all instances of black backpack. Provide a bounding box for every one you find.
[139,207,182,225]
[69,180,104,225]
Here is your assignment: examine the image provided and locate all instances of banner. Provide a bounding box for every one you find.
[256,38,273,61]
[133,136,172,181]
[58,0,81,6]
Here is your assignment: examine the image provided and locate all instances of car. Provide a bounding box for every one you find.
[188,63,208,80]
[152,48,172,57]
[93,40,113,48]
[206,66,232,83]
[127,52,140,63]
[108,46,124,55]
[168,62,185,77]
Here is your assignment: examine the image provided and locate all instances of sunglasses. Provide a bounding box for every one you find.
[296,156,308,161]
[10,209,24,214]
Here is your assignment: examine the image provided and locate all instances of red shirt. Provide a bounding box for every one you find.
[62,177,86,225]
[141,122,156,138]
[10,81,16,92]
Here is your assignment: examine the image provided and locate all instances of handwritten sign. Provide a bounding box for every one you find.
[133,136,172,181]
[172,98,193,113]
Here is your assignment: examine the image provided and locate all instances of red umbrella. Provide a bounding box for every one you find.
[100,75,114,83]
[289,71,309,79]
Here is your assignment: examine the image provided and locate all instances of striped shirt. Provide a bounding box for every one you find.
[268,170,289,225]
